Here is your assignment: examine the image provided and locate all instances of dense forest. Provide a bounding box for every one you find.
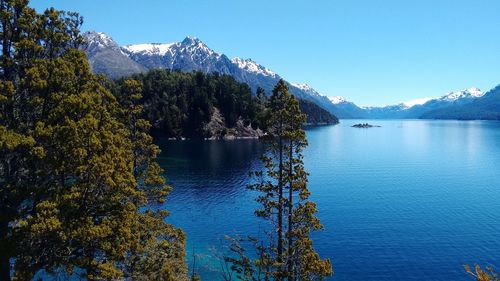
[111,69,338,139]
[113,70,263,138]
[298,99,339,125]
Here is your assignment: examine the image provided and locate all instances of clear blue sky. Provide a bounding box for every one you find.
[32,0,500,106]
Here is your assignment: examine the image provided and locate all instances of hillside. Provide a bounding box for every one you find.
[299,99,339,124]
[82,31,342,118]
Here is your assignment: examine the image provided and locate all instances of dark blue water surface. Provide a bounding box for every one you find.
[157,120,500,281]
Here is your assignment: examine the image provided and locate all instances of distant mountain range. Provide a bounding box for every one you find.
[82,31,500,121]
[329,87,500,120]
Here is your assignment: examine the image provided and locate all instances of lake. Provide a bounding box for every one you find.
[157,119,500,281]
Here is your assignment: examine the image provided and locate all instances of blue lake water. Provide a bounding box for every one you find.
[157,120,500,280]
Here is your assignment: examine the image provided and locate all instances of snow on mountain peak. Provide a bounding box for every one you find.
[94,32,113,44]
[178,36,219,58]
[328,96,347,104]
[122,36,217,57]
[402,97,434,108]
[231,57,276,77]
[440,87,483,101]
[83,31,119,50]
[123,43,175,56]
[182,36,202,45]
[291,83,312,91]
[464,87,483,96]
[388,87,484,109]
[290,83,326,98]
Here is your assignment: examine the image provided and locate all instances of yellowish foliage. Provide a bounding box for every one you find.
[465,264,499,281]
[0,2,187,280]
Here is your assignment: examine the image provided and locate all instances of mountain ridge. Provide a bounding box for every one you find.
[82,32,147,78]
[82,31,340,118]
[82,31,499,121]
[328,87,500,120]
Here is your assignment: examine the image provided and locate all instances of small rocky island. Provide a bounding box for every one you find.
[352,123,381,128]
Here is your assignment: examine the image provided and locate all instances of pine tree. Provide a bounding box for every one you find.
[253,87,270,131]
[0,1,187,280]
[465,264,499,281]
[115,79,187,280]
[244,79,332,280]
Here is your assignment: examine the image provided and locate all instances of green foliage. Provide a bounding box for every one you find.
[0,1,186,280]
[298,99,338,125]
[112,70,337,139]
[227,80,333,281]
[221,235,274,281]
[254,87,271,130]
[113,69,265,139]
[191,273,202,281]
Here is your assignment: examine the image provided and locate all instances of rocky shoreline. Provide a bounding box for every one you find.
[165,108,339,140]
[166,108,264,140]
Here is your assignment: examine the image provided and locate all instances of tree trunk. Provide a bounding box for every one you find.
[287,142,294,280]
[277,134,284,275]
[0,220,11,281]
[0,255,9,281]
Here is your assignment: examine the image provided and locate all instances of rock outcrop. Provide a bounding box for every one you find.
[204,108,264,140]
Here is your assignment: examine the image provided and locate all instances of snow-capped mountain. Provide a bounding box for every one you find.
[438,87,484,102]
[231,57,277,78]
[324,96,367,118]
[82,31,339,115]
[401,97,434,108]
[361,87,488,119]
[122,43,176,56]
[291,83,323,97]
[81,31,499,120]
[82,31,146,78]
[420,85,500,120]
[395,88,484,110]
[83,31,120,52]
[327,87,493,119]
[120,36,230,73]
[328,96,346,104]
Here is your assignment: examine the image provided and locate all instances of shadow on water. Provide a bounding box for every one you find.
[156,138,265,199]
[156,138,267,279]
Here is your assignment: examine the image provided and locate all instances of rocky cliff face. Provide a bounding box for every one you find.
[82,32,147,78]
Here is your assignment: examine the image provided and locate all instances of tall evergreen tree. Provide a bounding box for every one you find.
[253,87,270,131]
[243,79,332,280]
[0,1,186,280]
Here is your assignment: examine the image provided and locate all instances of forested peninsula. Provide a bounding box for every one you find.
[111,69,338,140]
